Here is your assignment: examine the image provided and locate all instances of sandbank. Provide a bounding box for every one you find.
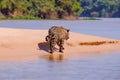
[0,28,120,61]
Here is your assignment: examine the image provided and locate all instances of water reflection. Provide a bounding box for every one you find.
[49,54,64,61]
[1,53,120,80]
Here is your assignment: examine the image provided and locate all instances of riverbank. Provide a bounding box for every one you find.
[0,28,120,61]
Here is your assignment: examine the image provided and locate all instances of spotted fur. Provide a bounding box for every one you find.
[45,26,70,53]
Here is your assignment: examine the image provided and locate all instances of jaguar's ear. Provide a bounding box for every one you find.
[67,29,70,32]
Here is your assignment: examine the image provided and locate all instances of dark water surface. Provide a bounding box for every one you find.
[0,19,120,80]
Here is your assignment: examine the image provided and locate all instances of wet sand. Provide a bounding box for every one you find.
[0,28,120,61]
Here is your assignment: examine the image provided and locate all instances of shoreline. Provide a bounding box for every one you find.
[0,28,120,62]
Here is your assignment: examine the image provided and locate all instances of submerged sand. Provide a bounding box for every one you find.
[0,28,120,61]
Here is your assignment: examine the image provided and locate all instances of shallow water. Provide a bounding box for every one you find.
[0,53,120,80]
[0,18,120,39]
[0,18,120,80]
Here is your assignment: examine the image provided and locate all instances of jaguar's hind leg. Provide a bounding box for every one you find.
[59,39,64,53]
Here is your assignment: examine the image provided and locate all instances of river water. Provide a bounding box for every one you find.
[0,18,120,80]
[0,18,120,39]
[0,53,120,80]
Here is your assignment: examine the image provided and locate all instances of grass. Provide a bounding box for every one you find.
[0,15,64,20]
[81,17,100,20]
[1,16,100,20]
[79,41,118,46]
[0,15,41,20]
[9,15,41,20]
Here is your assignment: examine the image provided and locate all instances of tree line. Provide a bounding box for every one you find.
[0,0,82,19]
[0,0,120,19]
[80,0,120,17]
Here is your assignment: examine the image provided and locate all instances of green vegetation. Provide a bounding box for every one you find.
[81,0,120,17]
[0,0,120,20]
[0,0,82,19]
[81,17,100,20]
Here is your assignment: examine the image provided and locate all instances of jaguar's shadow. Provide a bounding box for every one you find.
[38,42,58,53]
[38,42,50,52]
